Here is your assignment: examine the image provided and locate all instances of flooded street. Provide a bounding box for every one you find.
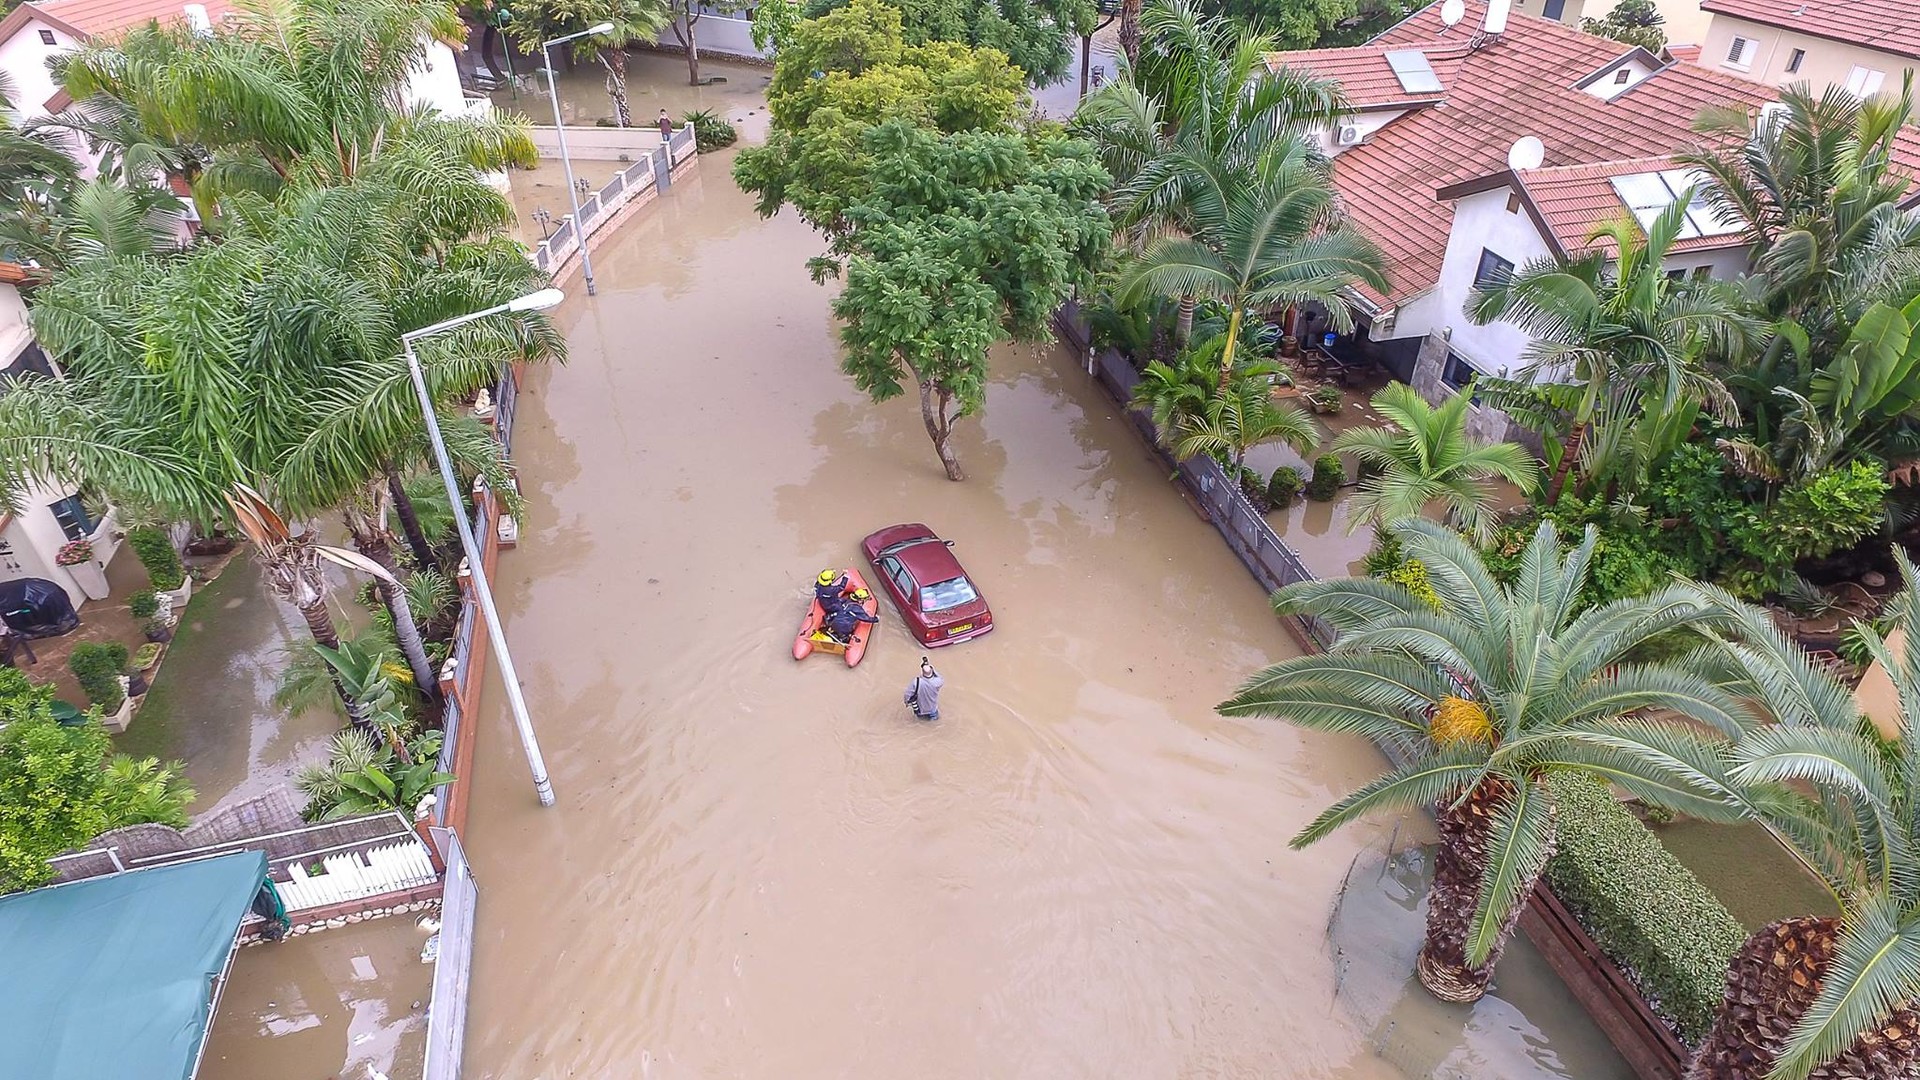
[456,143,1632,1077]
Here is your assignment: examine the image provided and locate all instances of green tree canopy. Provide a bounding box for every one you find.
[735,0,1027,232]
[801,0,1095,85]
[1192,0,1358,49]
[0,671,195,892]
[822,120,1110,479]
[1581,0,1666,52]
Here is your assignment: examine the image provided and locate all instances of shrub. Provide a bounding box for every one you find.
[127,590,159,620]
[126,527,185,590]
[68,642,129,712]
[1380,558,1442,610]
[1543,772,1746,1044]
[1267,466,1305,508]
[1306,453,1344,501]
[131,643,162,670]
[1237,466,1273,513]
[685,108,738,152]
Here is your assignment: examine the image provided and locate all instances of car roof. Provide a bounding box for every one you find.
[892,538,966,583]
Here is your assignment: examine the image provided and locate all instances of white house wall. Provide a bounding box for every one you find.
[666,11,769,62]
[1399,185,1555,377]
[0,15,75,120]
[405,39,469,116]
[0,282,31,367]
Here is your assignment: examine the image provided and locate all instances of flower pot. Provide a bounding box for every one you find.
[126,672,149,697]
[66,560,110,601]
[163,579,191,611]
[101,681,133,733]
[143,625,173,644]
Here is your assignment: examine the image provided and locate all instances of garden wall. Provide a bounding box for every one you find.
[1053,300,1692,1080]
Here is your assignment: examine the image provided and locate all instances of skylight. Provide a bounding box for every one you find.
[1384,50,1443,94]
[1607,169,1743,240]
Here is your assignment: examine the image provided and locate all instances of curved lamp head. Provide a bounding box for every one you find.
[587,21,615,34]
[508,288,566,312]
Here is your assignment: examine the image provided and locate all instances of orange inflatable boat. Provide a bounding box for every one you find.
[793,568,880,667]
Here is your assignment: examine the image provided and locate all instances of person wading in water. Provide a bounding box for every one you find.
[904,658,943,721]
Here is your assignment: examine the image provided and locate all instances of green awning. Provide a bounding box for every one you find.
[0,851,268,1080]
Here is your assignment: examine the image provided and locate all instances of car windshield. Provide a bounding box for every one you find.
[918,576,978,612]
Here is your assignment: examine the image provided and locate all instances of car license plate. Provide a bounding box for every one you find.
[946,623,972,636]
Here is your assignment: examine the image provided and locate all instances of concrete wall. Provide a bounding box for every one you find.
[406,39,470,116]
[1511,0,1594,29]
[663,11,770,63]
[0,282,30,368]
[527,123,661,161]
[1700,14,1916,93]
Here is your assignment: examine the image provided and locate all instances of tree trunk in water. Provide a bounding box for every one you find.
[345,511,441,702]
[1217,307,1243,391]
[1417,777,1548,1003]
[1545,420,1587,503]
[1119,0,1142,67]
[387,468,436,572]
[681,14,700,86]
[604,49,631,127]
[916,379,965,482]
[1176,294,1196,347]
[1686,917,1920,1080]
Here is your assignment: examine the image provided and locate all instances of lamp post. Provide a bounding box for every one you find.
[401,287,567,807]
[541,23,614,297]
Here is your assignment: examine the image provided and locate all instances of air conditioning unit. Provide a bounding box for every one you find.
[1335,124,1362,145]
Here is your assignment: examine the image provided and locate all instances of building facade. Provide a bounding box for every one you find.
[1698,0,1917,94]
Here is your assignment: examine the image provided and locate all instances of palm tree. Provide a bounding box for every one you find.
[1171,373,1319,476]
[1678,564,1920,1080]
[58,0,535,209]
[1683,79,1920,367]
[1076,0,1347,344]
[1118,0,1142,67]
[1331,382,1540,543]
[1467,199,1753,501]
[1221,518,1757,1002]
[1117,143,1387,389]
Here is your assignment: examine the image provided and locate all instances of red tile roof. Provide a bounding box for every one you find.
[1667,43,1701,63]
[17,0,234,39]
[1263,41,1472,108]
[1699,0,1920,61]
[1267,2,1778,307]
[1512,157,1748,255]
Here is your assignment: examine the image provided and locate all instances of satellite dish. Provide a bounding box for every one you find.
[1440,0,1466,27]
[1508,136,1545,171]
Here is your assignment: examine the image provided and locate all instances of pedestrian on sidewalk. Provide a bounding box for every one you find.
[657,109,675,141]
[904,657,943,722]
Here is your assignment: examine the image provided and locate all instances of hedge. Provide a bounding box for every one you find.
[1544,772,1745,1044]
[126,526,184,590]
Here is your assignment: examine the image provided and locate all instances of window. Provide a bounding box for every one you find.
[1845,66,1886,98]
[1692,265,1713,280]
[37,28,55,44]
[1506,191,1522,214]
[1785,48,1805,73]
[1473,249,1514,289]
[1441,352,1480,394]
[919,576,979,613]
[1613,68,1632,85]
[1666,268,1688,283]
[1725,36,1753,69]
[1542,0,1565,18]
[49,495,96,542]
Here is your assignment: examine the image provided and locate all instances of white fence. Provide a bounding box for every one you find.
[275,839,439,911]
[527,124,693,277]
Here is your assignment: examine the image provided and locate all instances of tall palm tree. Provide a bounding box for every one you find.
[1221,518,1757,1002]
[1117,142,1388,388]
[1331,382,1540,543]
[1680,564,1920,1080]
[1467,199,1753,501]
[58,0,535,209]
[1076,0,1347,344]
[1118,0,1142,67]
[1171,373,1319,476]
[1684,78,1920,371]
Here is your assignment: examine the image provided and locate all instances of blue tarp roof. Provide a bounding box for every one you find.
[0,851,267,1080]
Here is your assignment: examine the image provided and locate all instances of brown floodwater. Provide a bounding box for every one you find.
[199,917,435,1080]
[451,143,1633,1078]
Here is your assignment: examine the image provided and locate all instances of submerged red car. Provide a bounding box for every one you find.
[861,524,993,647]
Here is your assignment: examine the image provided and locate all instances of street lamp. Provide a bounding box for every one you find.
[540,23,615,296]
[401,286,568,806]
